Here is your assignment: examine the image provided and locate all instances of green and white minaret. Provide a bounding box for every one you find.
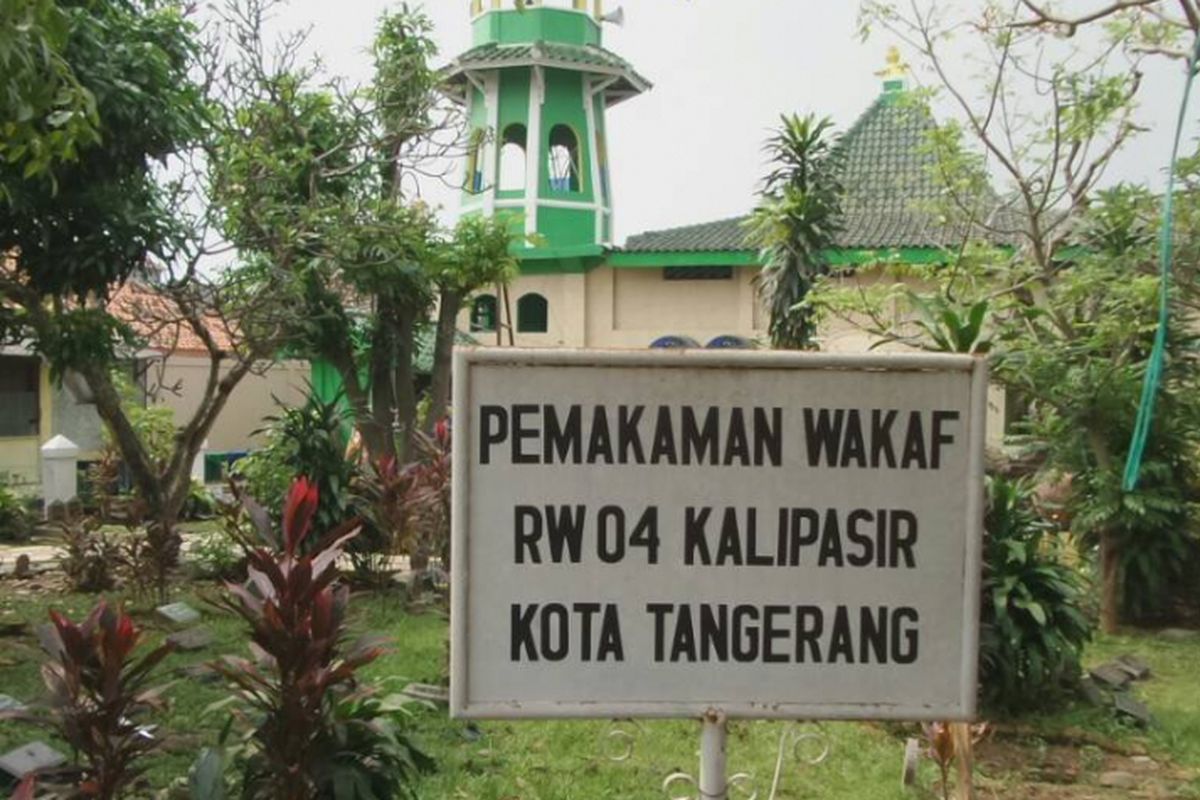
[444,0,649,271]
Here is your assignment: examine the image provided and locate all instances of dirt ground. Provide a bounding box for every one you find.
[976,738,1197,798]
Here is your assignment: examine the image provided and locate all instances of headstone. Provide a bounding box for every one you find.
[1098,771,1138,789]
[1114,693,1153,727]
[176,663,221,684]
[400,682,450,705]
[34,623,61,658]
[1160,628,1198,642]
[156,602,201,626]
[0,621,29,638]
[901,737,920,787]
[12,555,31,580]
[1079,677,1109,707]
[0,741,67,778]
[166,627,214,652]
[1090,663,1132,690]
[39,436,80,518]
[0,695,26,713]
[1116,654,1152,681]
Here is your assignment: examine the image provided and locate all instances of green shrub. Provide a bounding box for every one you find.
[231,431,295,518]
[0,484,35,542]
[980,475,1092,714]
[207,477,433,797]
[188,525,245,581]
[182,480,218,521]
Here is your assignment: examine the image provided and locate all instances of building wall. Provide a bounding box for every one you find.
[459,261,1006,446]
[149,358,311,453]
[584,264,763,348]
[0,361,52,491]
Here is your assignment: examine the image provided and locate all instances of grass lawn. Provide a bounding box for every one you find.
[0,581,1195,798]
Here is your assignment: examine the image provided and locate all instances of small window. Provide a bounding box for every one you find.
[498,124,527,192]
[470,294,498,333]
[0,356,39,437]
[517,293,549,333]
[664,266,734,281]
[547,125,581,193]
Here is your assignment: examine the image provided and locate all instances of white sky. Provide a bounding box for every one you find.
[263,0,1198,243]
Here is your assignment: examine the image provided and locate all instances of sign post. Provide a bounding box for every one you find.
[452,349,987,796]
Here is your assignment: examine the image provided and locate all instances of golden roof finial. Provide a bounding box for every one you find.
[876,46,910,80]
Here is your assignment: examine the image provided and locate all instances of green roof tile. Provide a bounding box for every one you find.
[623,93,1013,254]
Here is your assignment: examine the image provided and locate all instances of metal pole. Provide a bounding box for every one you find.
[699,710,727,800]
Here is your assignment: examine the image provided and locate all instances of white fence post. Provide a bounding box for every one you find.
[40,435,79,516]
[191,439,209,485]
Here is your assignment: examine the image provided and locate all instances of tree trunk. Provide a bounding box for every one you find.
[426,286,462,432]
[1087,428,1122,634]
[393,308,419,462]
[1099,529,1122,634]
[368,298,400,464]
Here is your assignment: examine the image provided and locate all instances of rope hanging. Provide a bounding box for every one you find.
[1121,35,1200,492]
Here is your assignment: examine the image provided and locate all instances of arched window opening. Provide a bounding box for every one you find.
[517,293,549,333]
[547,125,581,193]
[498,124,527,192]
[650,335,701,349]
[470,294,498,333]
[706,335,755,350]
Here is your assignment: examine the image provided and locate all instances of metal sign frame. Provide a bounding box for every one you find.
[451,348,987,721]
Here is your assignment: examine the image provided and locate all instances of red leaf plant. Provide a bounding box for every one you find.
[211,477,389,798]
[18,601,175,798]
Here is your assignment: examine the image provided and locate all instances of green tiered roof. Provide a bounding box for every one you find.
[443,41,650,103]
[621,89,1013,259]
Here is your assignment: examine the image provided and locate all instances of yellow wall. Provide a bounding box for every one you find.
[0,363,53,490]
[148,357,311,453]
[459,261,1007,446]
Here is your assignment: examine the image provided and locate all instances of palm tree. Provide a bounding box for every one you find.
[746,114,845,350]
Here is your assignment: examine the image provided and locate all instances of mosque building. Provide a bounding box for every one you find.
[442,0,1007,357]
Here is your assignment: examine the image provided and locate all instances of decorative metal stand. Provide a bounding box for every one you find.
[657,710,830,800]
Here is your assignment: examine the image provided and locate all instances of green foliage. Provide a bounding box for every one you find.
[432,215,518,293]
[1,0,206,311]
[996,185,1200,622]
[980,476,1092,714]
[211,478,433,798]
[27,600,173,796]
[874,293,992,354]
[183,481,218,522]
[231,436,296,521]
[746,114,844,350]
[0,0,99,190]
[259,392,357,544]
[58,510,121,593]
[0,484,35,542]
[187,525,244,582]
[372,4,440,150]
[104,371,177,469]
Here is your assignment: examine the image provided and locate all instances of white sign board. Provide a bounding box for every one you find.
[451,349,986,721]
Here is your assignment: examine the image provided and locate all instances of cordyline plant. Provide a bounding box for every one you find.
[210,477,431,798]
[351,418,453,583]
[14,601,175,798]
